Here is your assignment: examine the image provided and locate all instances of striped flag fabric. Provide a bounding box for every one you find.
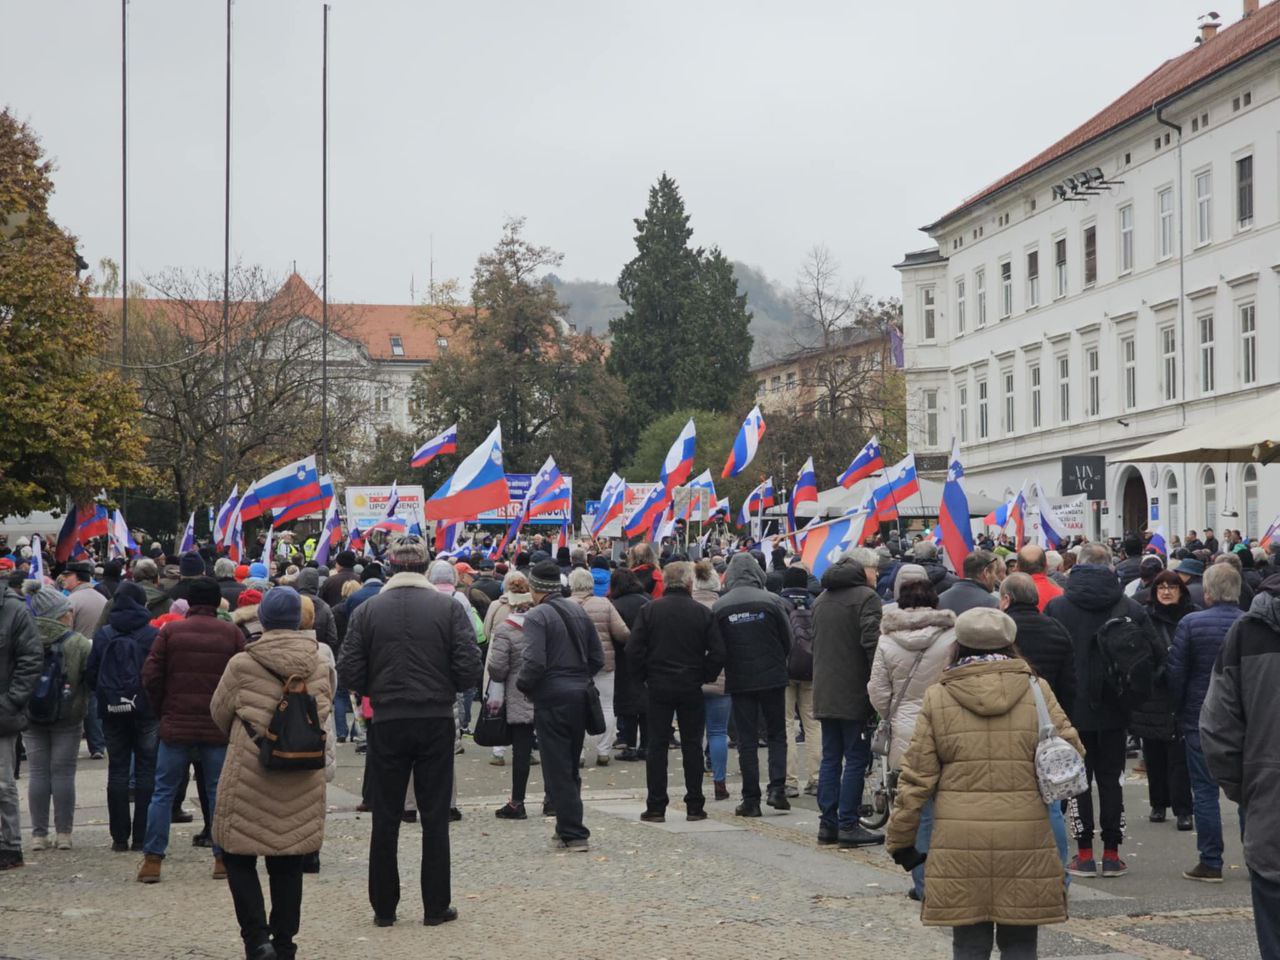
[77,504,110,543]
[721,405,765,479]
[54,506,79,564]
[27,534,44,581]
[424,424,509,521]
[590,474,627,538]
[178,512,197,553]
[238,456,322,522]
[410,423,458,469]
[838,436,885,489]
[314,500,343,567]
[214,486,240,544]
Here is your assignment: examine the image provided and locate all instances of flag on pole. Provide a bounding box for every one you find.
[868,454,919,522]
[383,480,400,519]
[837,436,885,488]
[1030,481,1067,549]
[1260,514,1280,551]
[651,501,677,544]
[214,485,240,544]
[178,512,197,554]
[314,500,343,567]
[76,503,110,543]
[938,439,974,573]
[435,520,460,555]
[721,405,765,479]
[660,419,697,491]
[54,506,79,564]
[238,456,323,522]
[683,470,718,522]
[410,423,458,469]
[800,512,866,579]
[109,509,139,560]
[424,424,509,520]
[260,527,274,565]
[555,522,570,553]
[272,475,335,527]
[1147,527,1168,555]
[590,474,627,538]
[347,525,366,554]
[27,534,44,581]
[738,479,776,528]
[984,483,1027,546]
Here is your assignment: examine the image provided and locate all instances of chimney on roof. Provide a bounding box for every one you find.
[1199,18,1221,41]
[1243,0,1258,16]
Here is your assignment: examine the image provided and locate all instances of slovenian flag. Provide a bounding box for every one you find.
[109,508,139,560]
[938,440,974,573]
[1260,514,1280,551]
[1031,481,1067,549]
[369,516,408,535]
[239,456,323,522]
[985,483,1027,547]
[792,457,818,506]
[590,474,627,538]
[555,522,570,553]
[54,506,79,563]
[869,454,919,522]
[682,470,718,522]
[424,424,509,521]
[272,475,334,527]
[838,436,885,489]
[214,486,240,545]
[623,483,671,538]
[721,405,765,479]
[77,503,110,542]
[738,478,776,527]
[1147,527,1168,555]
[314,500,343,567]
[383,480,400,520]
[260,527,274,565]
[411,423,459,469]
[347,525,366,553]
[660,418,697,491]
[435,519,460,555]
[178,512,197,553]
[800,513,864,579]
[27,534,44,581]
[651,501,677,544]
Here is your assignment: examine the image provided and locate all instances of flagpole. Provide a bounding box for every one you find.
[320,3,330,474]
[120,0,129,516]
[219,0,232,496]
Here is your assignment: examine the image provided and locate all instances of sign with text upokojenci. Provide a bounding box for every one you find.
[474,474,574,523]
[344,485,426,530]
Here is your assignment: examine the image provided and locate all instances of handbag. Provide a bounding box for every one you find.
[548,601,607,736]
[1027,676,1088,803]
[472,683,512,747]
[870,649,927,758]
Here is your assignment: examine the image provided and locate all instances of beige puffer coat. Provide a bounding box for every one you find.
[886,657,1083,928]
[210,629,333,856]
[867,606,956,770]
[570,592,628,674]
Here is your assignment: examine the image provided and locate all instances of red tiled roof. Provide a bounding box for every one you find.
[929,5,1280,228]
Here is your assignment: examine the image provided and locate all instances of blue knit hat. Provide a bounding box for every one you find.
[248,562,270,580]
[258,586,301,632]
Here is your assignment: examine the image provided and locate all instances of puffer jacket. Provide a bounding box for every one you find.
[867,606,956,770]
[887,657,1082,927]
[30,617,93,730]
[209,629,332,855]
[486,608,535,725]
[0,589,41,735]
[1167,601,1243,734]
[710,553,792,694]
[918,559,958,593]
[1128,598,1193,741]
[812,559,882,721]
[143,608,245,743]
[570,590,629,674]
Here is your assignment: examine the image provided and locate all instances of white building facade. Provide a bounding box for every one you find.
[897,5,1280,542]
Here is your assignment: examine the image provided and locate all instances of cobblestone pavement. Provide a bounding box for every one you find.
[0,736,1260,959]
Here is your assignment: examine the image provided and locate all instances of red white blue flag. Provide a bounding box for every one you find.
[938,440,974,573]
[590,473,627,538]
[838,436,885,489]
[721,406,765,479]
[411,424,458,469]
[239,456,322,522]
[425,424,509,521]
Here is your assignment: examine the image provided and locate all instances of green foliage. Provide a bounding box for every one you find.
[0,110,153,518]
[607,175,754,461]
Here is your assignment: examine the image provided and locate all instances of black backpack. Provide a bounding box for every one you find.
[28,636,69,725]
[241,669,326,771]
[786,600,815,682]
[1091,600,1155,709]
[96,628,145,717]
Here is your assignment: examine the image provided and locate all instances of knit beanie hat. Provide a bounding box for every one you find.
[179,551,205,578]
[234,564,250,582]
[782,565,809,589]
[259,586,302,631]
[530,561,563,594]
[187,576,223,609]
[237,588,263,609]
[248,562,270,580]
[23,581,71,620]
[893,563,928,601]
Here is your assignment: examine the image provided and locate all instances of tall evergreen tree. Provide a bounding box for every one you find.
[608,175,752,463]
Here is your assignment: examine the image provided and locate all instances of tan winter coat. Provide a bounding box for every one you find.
[886,657,1083,928]
[867,607,956,770]
[570,591,628,674]
[210,629,333,856]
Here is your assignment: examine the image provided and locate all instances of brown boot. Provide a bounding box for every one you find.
[136,854,162,884]
[714,780,729,801]
[211,854,227,880]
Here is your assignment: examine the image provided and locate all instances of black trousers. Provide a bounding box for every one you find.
[1142,736,1192,817]
[534,698,589,842]
[509,723,535,804]
[366,718,455,920]
[731,688,787,800]
[174,758,211,828]
[1073,728,1127,849]
[103,714,157,846]
[645,693,706,813]
[222,852,304,960]
[617,712,648,752]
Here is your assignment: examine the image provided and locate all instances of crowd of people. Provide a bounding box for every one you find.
[0,522,1278,960]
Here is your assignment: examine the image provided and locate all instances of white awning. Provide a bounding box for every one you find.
[1119,389,1280,465]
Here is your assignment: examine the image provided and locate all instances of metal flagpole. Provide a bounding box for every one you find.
[320,3,330,474]
[120,0,129,515]
[220,0,233,493]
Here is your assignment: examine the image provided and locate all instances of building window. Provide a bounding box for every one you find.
[924,389,938,447]
[1195,169,1213,245]
[785,371,797,391]
[1121,335,1137,411]
[1057,355,1070,424]
[771,375,781,392]
[1002,370,1015,435]
[977,379,989,440]
[955,278,966,334]
[374,388,390,414]
[1085,347,1100,417]
[1203,467,1217,528]
[1244,464,1259,536]
[389,334,405,357]
[1026,250,1039,307]
[1160,325,1177,401]
[1199,314,1215,393]
[958,384,968,442]
[1241,303,1257,385]
[975,269,987,327]
[1000,261,1012,318]
[1054,237,1067,297]
[1029,363,1041,429]
[1083,225,1097,286]
[436,335,449,353]
[757,380,766,396]
[1118,205,1134,273]
[921,287,936,341]
[1167,473,1180,537]
[1158,187,1175,260]
[1236,155,1254,228]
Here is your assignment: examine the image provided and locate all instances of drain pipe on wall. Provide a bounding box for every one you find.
[1154,102,1189,527]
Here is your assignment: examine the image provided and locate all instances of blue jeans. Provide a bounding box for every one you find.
[818,719,871,831]
[145,740,226,857]
[333,686,352,740]
[1183,730,1223,870]
[703,694,730,783]
[1049,800,1070,886]
[912,798,934,897]
[83,694,106,754]
[1251,868,1280,960]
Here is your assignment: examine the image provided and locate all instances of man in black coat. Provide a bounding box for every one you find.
[626,562,724,822]
[1115,537,1145,588]
[1000,573,1075,709]
[711,553,793,817]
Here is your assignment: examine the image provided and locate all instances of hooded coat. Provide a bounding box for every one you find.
[867,606,956,769]
[486,608,536,725]
[710,553,792,694]
[887,657,1082,927]
[87,590,159,721]
[609,586,651,715]
[0,589,41,735]
[209,629,332,855]
[30,617,92,730]
[811,559,882,722]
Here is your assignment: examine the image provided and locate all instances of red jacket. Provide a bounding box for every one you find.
[1032,572,1064,612]
[142,609,245,744]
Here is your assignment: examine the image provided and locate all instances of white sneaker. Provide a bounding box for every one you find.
[55,834,72,850]
[30,835,48,851]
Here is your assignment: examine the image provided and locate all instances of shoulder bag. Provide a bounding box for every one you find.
[870,648,927,758]
[548,601,607,736]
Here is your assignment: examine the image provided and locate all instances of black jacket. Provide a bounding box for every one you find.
[811,559,882,722]
[1115,555,1144,588]
[218,577,245,608]
[626,588,724,698]
[1129,598,1194,741]
[711,554,792,694]
[610,589,651,714]
[0,588,42,735]
[517,596,604,704]
[87,591,159,721]
[1004,601,1076,713]
[1045,563,1157,732]
[918,559,958,593]
[338,573,481,723]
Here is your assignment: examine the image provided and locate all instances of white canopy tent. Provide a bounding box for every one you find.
[764,476,1001,521]
[1121,389,1280,465]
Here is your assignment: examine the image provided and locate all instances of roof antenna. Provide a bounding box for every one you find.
[429,234,435,304]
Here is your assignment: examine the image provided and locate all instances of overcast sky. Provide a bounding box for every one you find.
[3,0,1236,306]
